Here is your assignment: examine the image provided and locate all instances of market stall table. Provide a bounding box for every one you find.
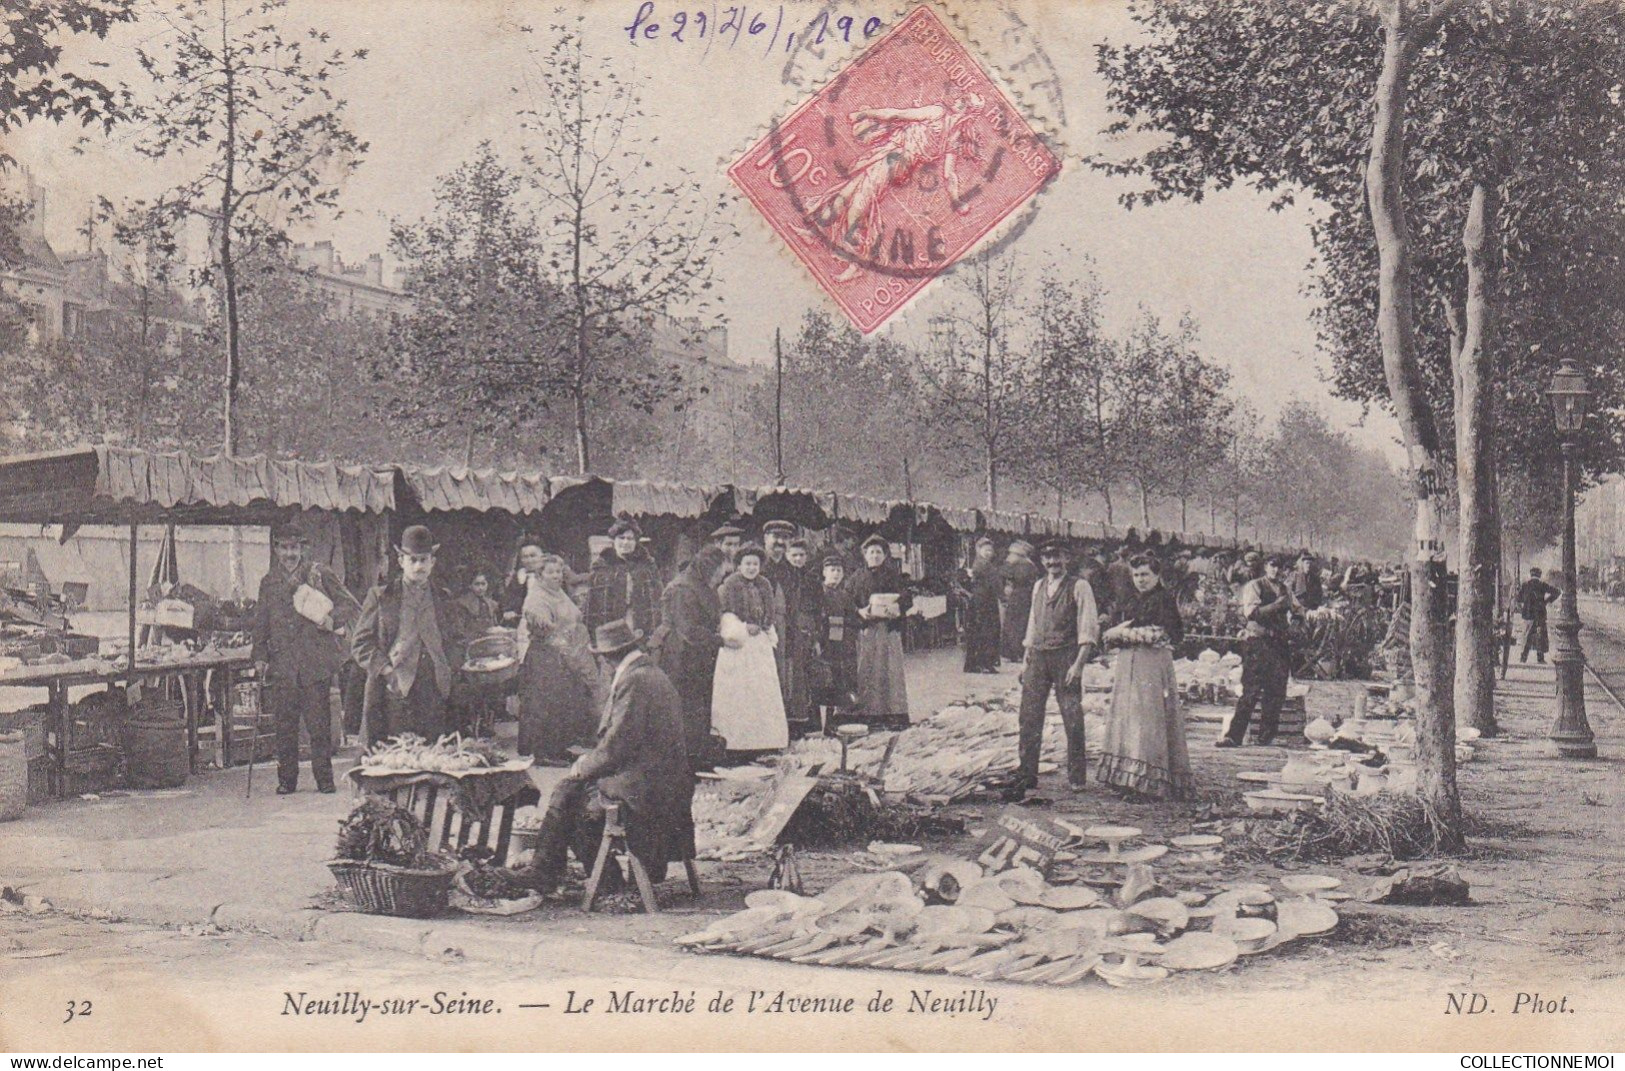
[2,647,255,798]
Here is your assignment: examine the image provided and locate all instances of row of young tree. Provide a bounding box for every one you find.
[760,259,1412,560]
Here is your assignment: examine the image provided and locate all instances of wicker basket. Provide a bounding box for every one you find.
[0,730,27,821]
[463,631,520,686]
[327,859,456,918]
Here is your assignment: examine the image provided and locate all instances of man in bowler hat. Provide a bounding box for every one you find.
[252,517,361,794]
[351,525,471,744]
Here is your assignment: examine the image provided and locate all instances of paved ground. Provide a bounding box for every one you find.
[6,637,1625,1051]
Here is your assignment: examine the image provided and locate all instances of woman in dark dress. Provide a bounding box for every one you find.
[847,535,912,727]
[813,555,859,728]
[959,536,1003,673]
[1096,553,1192,799]
[653,545,728,770]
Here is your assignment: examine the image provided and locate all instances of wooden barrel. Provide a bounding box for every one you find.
[124,700,189,790]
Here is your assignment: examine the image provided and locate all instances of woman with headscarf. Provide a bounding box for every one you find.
[1096,553,1192,799]
[847,534,912,727]
[711,545,789,752]
[515,548,596,764]
[653,544,729,769]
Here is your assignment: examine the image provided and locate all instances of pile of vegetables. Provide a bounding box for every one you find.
[358,733,510,775]
[333,797,449,869]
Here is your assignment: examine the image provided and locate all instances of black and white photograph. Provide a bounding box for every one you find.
[0,0,1622,1055]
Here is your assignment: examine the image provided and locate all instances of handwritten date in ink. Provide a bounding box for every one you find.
[625,3,882,57]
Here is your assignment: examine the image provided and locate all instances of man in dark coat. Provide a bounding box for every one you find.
[252,518,362,794]
[1102,544,1137,620]
[351,525,472,745]
[652,545,727,769]
[1000,540,1041,663]
[520,621,695,893]
[1517,567,1561,663]
[587,515,663,636]
[959,536,1002,673]
[760,520,815,726]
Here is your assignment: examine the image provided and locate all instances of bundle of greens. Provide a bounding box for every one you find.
[334,797,446,868]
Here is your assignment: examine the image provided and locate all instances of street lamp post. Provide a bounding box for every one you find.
[1545,357,1597,759]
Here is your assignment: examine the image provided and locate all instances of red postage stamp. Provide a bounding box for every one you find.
[729,5,1061,334]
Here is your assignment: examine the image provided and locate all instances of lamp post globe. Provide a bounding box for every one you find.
[1545,358,1596,759]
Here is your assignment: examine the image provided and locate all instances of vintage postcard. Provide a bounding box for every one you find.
[1,0,1622,1055]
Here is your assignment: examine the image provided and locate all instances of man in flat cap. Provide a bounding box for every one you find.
[252,517,361,794]
[710,521,745,567]
[588,514,662,637]
[1015,540,1100,796]
[351,525,471,744]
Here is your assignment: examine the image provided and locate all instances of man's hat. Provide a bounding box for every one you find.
[975,536,995,549]
[270,517,309,545]
[860,534,889,552]
[588,619,644,657]
[1244,550,1262,563]
[711,522,745,539]
[1267,554,1291,569]
[821,555,847,570]
[787,536,810,552]
[608,514,643,539]
[1038,539,1070,558]
[1008,539,1034,557]
[397,525,438,556]
[762,519,797,537]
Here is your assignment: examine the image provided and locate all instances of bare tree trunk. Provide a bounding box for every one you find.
[1367,0,1462,847]
[1454,180,1500,737]
[1100,484,1114,525]
[220,0,244,599]
[985,445,998,512]
[1138,483,1151,528]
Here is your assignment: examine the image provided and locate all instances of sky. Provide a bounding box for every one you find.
[14,0,1405,465]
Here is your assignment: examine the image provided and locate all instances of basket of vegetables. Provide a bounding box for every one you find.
[462,629,519,685]
[328,797,457,918]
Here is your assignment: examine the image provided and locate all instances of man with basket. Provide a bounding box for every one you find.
[252,518,362,795]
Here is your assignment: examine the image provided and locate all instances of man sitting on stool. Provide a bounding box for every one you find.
[519,621,695,895]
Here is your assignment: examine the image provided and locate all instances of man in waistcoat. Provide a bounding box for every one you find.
[1013,540,1100,798]
[1218,554,1298,747]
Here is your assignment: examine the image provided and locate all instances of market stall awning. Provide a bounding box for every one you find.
[835,494,894,525]
[0,446,396,526]
[399,466,552,514]
[614,480,724,520]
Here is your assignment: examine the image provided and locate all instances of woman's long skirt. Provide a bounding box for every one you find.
[856,625,909,723]
[711,618,788,751]
[1096,646,1192,799]
[517,643,595,762]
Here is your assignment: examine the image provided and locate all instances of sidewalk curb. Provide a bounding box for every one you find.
[8,873,649,974]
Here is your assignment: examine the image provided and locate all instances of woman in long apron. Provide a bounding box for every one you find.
[711,545,789,753]
[1097,553,1192,799]
[846,534,912,728]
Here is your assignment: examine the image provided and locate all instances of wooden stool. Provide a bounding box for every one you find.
[582,802,702,914]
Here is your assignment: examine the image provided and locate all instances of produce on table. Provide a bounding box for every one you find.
[357,733,512,775]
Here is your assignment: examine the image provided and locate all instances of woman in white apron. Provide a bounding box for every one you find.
[711,544,788,752]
